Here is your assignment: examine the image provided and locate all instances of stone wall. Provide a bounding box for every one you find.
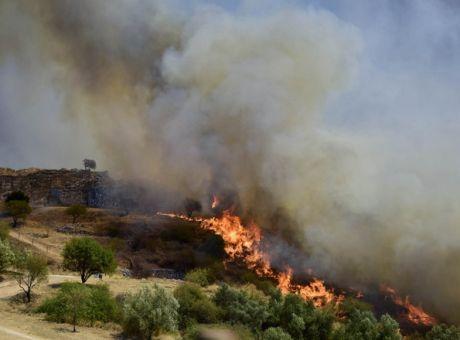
[0,168,113,207]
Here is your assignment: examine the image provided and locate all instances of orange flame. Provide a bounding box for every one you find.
[381,285,437,326]
[211,195,220,209]
[157,208,341,307]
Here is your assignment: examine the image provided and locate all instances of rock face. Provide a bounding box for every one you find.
[0,168,113,207]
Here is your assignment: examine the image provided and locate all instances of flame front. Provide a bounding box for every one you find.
[381,285,437,326]
[157,209,340,307]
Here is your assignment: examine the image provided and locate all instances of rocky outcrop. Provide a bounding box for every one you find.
[0,168,113,207]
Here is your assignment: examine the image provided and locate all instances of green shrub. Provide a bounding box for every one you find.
[276,293,335,340]
[174,283,221,328]
[0,238,14,273]
[37,282,118,330]
[425,324,460,340]
[185,268,213,287]
[213,283,269,331]
[122,284,179,339]
[0,222,10,241]
[264,327,293,340]
[5,191,29,203]
[331,310,401,340]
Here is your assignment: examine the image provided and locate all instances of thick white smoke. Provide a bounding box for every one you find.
[1,0,460,323]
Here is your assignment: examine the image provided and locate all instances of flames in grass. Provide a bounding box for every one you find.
[158,197,436,325]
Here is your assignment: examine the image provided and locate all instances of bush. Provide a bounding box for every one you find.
[425,324,460,340]
[276,293,335,340]
[185,268,213,287]
[264,327,293,340]
[174,283,221,328]
[213,283,269,331]
[331,310,401,340]
[37,282,118,331]
[62,237,116,283]
[5,191,29,203]
[122,284,179,339]
[0,222,10,241]
[0,238,14,273]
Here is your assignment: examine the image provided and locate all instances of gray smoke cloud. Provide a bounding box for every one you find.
[1,0,460,323]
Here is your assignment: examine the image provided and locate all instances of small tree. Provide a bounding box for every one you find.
[37,282,118,332]
[0,239,15,274]
[60,283,89,332]
[6,200,32,228]
[14,251,48,303]
[173,283,220,328]
[5,191,29,203]
[122,284,179,339]
[65,204,88,230]
[213,283,270,331]
[264,327,293,340]
[83,159,96,171]
[62,237,116,283]
[425,324,460,340]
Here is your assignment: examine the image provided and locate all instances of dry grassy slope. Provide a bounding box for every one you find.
[0,206,187,339]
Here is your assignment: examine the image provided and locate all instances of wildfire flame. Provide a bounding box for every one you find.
[211,195,220,209]
[157,209,341,307]
[157,197,437,324]
[381,285,437,326]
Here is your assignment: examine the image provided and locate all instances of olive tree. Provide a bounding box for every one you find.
[122,284,179,339]
[62,237,116,283]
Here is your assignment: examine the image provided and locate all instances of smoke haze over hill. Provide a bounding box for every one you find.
[1,0,460,323]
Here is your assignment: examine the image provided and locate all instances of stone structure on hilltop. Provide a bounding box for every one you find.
[0,168,113,207]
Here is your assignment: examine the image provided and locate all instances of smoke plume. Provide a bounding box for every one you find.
[1,0,460,323]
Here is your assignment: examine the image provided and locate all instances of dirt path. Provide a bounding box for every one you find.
[0,325,43,340]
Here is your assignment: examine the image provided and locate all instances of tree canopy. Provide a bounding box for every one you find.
[6,200,32,228]
[62,237,116,283]
[65,204,88,224]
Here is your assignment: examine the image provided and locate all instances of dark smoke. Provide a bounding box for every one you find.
[1,0,460,324]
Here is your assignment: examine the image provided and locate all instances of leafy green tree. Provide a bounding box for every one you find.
[65,204,88,225]
[5,191,29,203]
[275,293,335,340]
[379,314,402,340]
[37,282,118,332]
[185,268,212,287]
[331,310,401,340]
[425,324,460,340]
[122,284,179,339]
[62,237,116,283]
[213,283,269,331]
[14,251,48,302]
[264,327,293,340]
[6,200,31,228]
[0,238,15,274]
[173,283,221,328]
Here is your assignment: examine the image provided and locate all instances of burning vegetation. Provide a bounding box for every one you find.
[158,194,438,333]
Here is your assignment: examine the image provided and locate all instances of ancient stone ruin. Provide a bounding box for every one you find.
[0,168,113,207]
